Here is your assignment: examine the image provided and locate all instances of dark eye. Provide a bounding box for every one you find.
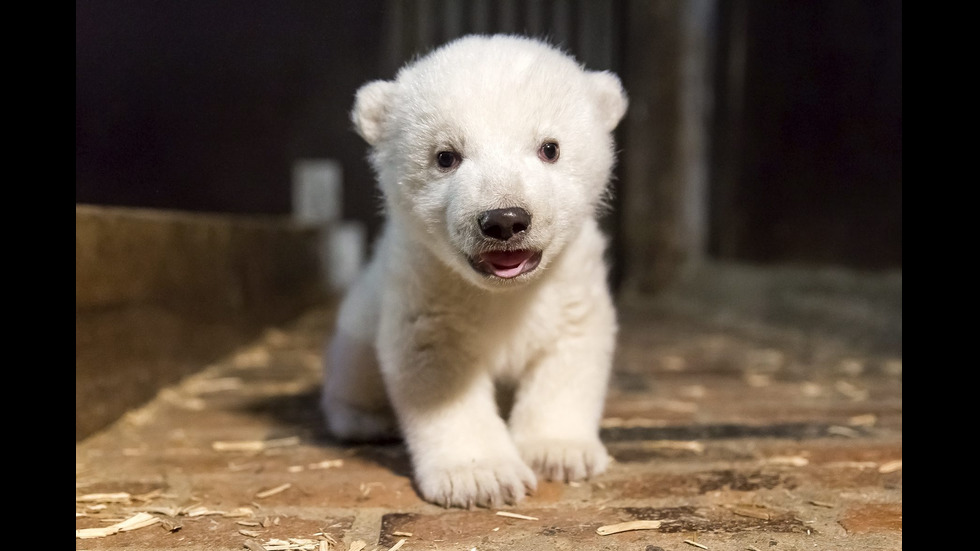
[538,141,560,163]
[436,150,461,170]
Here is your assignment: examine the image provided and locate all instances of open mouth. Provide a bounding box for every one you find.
[470,249,542,279]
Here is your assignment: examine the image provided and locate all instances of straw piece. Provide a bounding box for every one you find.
[495,511,538,521]
[255,483,292,499]
[76,512,160,539]
[76,492,131,503]
[595,520,662,535]
[213,436,300,452]
[878,459,902,473]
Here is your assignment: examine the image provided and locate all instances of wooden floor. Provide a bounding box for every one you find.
[76,263,902,550]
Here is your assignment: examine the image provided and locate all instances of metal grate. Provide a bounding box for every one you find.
[378,0,625,75]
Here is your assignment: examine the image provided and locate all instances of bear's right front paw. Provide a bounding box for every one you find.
[415,457,538,509]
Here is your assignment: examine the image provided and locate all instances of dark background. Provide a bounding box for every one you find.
[76,0,902,281]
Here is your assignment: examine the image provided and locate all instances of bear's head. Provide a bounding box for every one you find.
[351,34,628,290]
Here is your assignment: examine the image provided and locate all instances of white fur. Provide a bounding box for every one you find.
[321,34,628,508]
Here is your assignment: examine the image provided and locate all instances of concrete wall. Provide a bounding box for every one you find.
[76,205,330,440]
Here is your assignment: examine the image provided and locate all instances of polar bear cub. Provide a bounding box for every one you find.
[321,34,628,509]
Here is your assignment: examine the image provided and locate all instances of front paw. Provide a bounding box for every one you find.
[415,456,538,509]
[517,438,610,482]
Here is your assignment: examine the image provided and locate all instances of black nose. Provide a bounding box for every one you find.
[478,207,531,241]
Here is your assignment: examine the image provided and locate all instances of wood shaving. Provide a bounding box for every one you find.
[76,492,131,503]
[391,531,413,537]
[808,500,834,508]
[233,347,271,368]
[186,376,244,394]
[179,505,254,518]
[288,459,344,473]
[256,483,292,499]
[262,328,290,346]
[143,505,180,516]
[595,520,662,535]
[848,413,877,426]
[684,539,709,549]
[834,380,868,401]
[824,461,877,469]
[641,440,705,453]
[184,506,221,517]
[258,538,320,550]
[230,461,263,472]
[160,388,206,410]
[800,382,823,397]
[731,507,770,520]
[159,518,182,533]
[680,384,706,398]
[766,455,809,467]
[661,400,698,413]
[878,459,902,473]
[744,372,771,387]
[244,539,268,551]
[213,436,301,452]
[133,488,164,501]
[747,546,762,551]
[827,425,861,438]
[348,541,367,551]
[76,512,160,539]
[240,529,263,537]
[238,520,262,526]
[359,482,384,497]
[837,358,865,376]
[601,417,668,428]
[387,539,407,551]
[495,511,538,520]
[309,459,344,469]
[883,359,902,376]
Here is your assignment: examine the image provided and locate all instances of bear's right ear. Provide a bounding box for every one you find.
[351,80,396,146]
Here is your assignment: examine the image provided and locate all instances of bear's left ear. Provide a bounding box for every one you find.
[588,71,629,132]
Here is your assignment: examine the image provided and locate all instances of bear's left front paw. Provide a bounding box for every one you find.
[516,438,610,482]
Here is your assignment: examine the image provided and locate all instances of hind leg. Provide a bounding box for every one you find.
[320,253,399,442]
[321,332,398,441]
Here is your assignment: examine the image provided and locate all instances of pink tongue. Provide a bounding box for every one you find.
[480,250,536,278]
